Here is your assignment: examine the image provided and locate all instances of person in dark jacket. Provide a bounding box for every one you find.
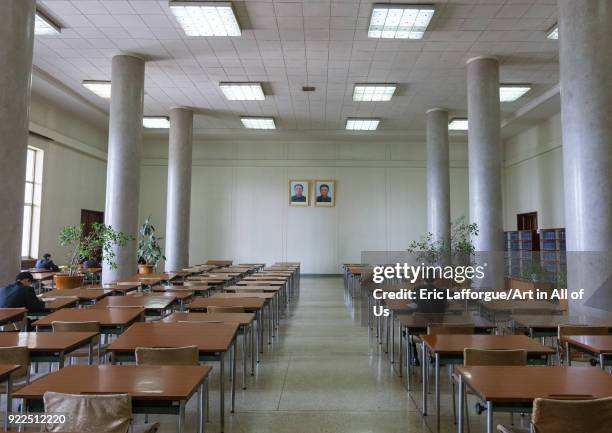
[35,253,59,272]
[0,272,46,312]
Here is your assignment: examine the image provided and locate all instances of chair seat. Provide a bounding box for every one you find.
[497,424,529,433]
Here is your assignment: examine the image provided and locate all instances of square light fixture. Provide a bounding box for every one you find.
[143,116,170,129]
[500,85,531,102]
[353,84,397,102]
[368,4,435,39]
[345,118,380,131]
[35,9,61,35]
[241,117,276,130]
[82,80,112,99]
[448,118,468,131]
[546,24,558,40]
[169,1,241,37]
[220,83,265,101]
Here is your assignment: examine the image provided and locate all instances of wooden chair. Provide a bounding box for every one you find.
[498,396,612,433]
[51,321,102,364]
[43,391,159,433]
[206,306,246,313]
[456,349,527,432]
[558,325,609,365]
[135,345,199,366]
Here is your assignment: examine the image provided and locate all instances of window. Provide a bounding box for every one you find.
[22,146,43,259]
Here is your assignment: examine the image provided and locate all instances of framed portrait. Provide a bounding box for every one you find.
[314,180,335,207]
[289,180,310,206]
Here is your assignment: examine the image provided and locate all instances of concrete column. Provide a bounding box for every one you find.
[103,55,145,283]
[0,0,35,284]
[558,0,612,317]
[426,108,451,248]
[164,107,193,272]
[467,57,503,288]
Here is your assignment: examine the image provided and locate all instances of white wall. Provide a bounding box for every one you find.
[28,93,108,262]
[502,113,564,231]
[140,139,470,273]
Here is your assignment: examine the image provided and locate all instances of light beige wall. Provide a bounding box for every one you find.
[140,139,470,273]
[502,113,564,231]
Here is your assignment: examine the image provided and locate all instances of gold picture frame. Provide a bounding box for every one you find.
[289,180,310,206]
[314,180,335,207]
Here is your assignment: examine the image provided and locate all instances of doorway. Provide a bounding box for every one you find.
[517,212,538,231]
[81,209,104,236]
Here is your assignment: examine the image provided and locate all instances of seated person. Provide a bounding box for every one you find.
[35,253,59,272]
[0,272,46,313]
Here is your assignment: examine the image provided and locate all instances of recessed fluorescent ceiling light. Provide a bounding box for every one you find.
[35,10,61,35]
[82,81,111,99]
[346,118,380,131]
[353,84,397,102]
[241,117,276,129]
[368,4,435,39]
[220,83,265,100]
[500,85,531,102]
[547,24,558,40]
[143,117,170,129]
[169,1,241,37]
[448,118,468,131]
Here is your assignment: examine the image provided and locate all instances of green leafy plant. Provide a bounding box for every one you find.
[136,216,165,267]
[58,223,133,276]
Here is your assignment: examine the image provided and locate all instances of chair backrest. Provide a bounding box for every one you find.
[427,324,475,335]
[464,348,527,366]
[206,306,245,313]
[44,391,132,433]
[532,397,612,433]
[135,345,199,366]
[558,325,610,338]
[0,346,29,378]
[52,321,101,333]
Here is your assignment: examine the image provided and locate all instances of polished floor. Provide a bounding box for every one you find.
[147,276,528,433]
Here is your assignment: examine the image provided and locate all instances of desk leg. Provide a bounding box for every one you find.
[88,341,93,365]
[178,400,186,433]
[486,401,493,433]
[231,341,237,413]
[220,352,225,433]
[4,376,12,431]
[391,312,395,363]
[566,342,571,366]
[197,382,203,433]
[435,353,440,432]
[458,375,464,433]
[268,304,272,344]
[242,329,247,389]
[251,324,255,374]
[407,331,412,391]
[58,352,65,369]
[398,322,403,378]
[422,340,428,416]
[600,354,605,370]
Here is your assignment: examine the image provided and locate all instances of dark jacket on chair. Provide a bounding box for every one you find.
[0,282,46,312]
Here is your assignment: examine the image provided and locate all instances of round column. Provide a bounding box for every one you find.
[0,0,35,284]
[164,107,194,272]
[426,108,451,248]
[103,54,145,283]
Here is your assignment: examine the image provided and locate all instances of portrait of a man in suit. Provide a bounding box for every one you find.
[315,180,335,207]
[316,184,332,202]
[289,180,310,206]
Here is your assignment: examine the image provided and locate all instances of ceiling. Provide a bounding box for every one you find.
[33,0,561,140]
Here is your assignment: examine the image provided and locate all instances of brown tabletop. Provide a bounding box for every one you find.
[164,312,255,326]
[384,299,465,314]
[97,283,141,294]
[561,335,612,355]
[14,364,211,401]
[236,280,284,286]
[456,365,612,403]
[513,314,612,333]
[0,308,27,325]
[189,297,265,312]
[0,332,97,364]
[106,322,239,355]
[42,288,111,302]
[225,285,281,292]
[421,334,555,356]
[398,314,496,333]
[0,364,21,380]
[212,292,275,300]
[43,298,79,311]
[33,308,144,331]
[91,295,175,311]
[153,285,210,295]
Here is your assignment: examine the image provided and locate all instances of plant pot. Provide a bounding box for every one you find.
[54,274,85,289]
[138,264,155,274]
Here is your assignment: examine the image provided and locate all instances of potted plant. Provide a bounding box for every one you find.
[136,216,165,274]
[56,223,132,289]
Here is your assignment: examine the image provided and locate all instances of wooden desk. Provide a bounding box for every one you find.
[455,366,612,433]
[225,285,281,292]
[91,295,175,316]
[0,308,27,327]
[107,322,238,431]
[213,292,274,300]
[420,334,555,431]
[39,298,79,314]
[129,291,193,311]
[14,364,210,433]
[512,314,612,338]
[561,335,612,368]
[41,288,111,305]
[97,282,141,294]
[153,285,211,297]
[236,280,284,286]
[0,364,21,429]
[0,332,97,367]
[477,300,565,320]
[33,308,144,335]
